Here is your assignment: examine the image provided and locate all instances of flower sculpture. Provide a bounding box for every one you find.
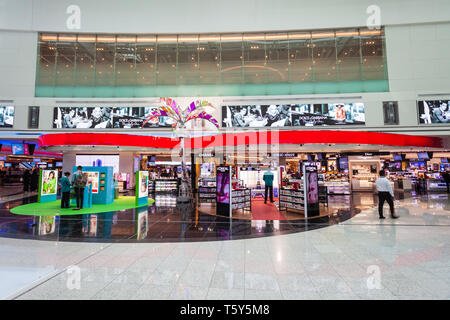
[142,97,219,189]
[142,97,219,130]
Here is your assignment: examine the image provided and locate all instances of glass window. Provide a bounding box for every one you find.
[288,33,312,83]
[156,36,177,86]
[311,31,336,82]
[35,28,387,96]
[242,34,266,84]
[336,30,360,81]
[136,37,156,86]
[115,36,136,87]
[361,31,385,80]
[177,36,199,85]
[95,37,116,87]
[220,34,243,85]
[266,33,289,84]
[37,36,57,86]
[198,35,221,85]
[74,36,96,87]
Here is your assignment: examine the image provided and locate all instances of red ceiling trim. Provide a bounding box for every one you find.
[39,131,443,150]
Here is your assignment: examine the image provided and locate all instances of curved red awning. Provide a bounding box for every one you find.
[39,133,181,149]
[39,131,443,150]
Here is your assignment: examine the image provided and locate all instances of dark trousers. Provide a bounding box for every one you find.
[61,191,70,208]
[74,187,85,209]
[378,192,394,217]
[265,185,274,203]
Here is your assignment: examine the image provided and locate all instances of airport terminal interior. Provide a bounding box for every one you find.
[0,0,450,301]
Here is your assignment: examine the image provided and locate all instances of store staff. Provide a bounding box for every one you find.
[263,170,274,204]
[375,170,398,219]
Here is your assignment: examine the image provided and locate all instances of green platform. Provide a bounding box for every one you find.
[10,196,154,216]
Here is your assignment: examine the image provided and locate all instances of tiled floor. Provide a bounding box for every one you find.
[1,192,450,300]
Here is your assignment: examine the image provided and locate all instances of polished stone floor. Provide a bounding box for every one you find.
[0,191,449,300]
[0,193,366,243]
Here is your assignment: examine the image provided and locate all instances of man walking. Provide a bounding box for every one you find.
[263,170,274,204]
[71,166,87,210]
[375,170,398,219]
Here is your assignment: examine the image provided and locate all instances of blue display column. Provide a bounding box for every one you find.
[73,166,114,205]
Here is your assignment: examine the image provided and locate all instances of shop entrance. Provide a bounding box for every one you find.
[237,165,284,220]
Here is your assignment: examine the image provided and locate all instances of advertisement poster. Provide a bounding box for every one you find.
[222,103,365,128]
[41,169,58,195]
[138,171,149,198]
[418,100,450,124]
[216,166,230,204]
[53,106,174,129]
[0,106,14,128]
[136,210,148,240]
[84,171,99,193]
[38,216,56,235]
[304,165,319,217]
[327,159,337,172]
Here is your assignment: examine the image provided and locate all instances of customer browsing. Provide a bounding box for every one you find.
[375,170,398,219]
[71,166,88,210]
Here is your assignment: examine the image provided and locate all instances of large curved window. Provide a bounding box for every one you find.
[36,28,387,97]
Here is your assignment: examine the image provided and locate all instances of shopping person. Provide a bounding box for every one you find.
[375,170,398,219]
[71,166,87,210]
[263,170,275,204]
[59,172,72,208]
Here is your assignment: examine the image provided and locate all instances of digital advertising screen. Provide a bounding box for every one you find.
[84,171,100,193]
[41,169,58,196]
[303,165,319,217]
[417,152,430,160]
[327,159,337,172]
[11,143,24,155]
[418,100,450,124]
[410,161,426,170]
[138,171,149,198]
[393,155,402,161]
[0,106,14,128]
[338,157,348,172]
[53,106,175,129]
[222,103,365,128]
[216,166,230,204]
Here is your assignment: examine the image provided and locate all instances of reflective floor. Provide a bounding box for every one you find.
[0,192,375,243]
[1,191,449,300]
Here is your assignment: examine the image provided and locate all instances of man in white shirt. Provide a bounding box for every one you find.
[375,170,398,219]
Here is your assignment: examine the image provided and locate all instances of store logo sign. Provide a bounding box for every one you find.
[366,5,381,30]
[66,5,81,30]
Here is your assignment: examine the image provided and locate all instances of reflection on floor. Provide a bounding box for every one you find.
[0,191,448,300]
[0,192,369,243]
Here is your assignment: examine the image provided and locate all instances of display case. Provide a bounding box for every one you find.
[279,188,304,212]
[427,179,447,192]
[198,177,216,203]
[155,179,178,193]
[323,181,351,195]
[154,194,177,207]
[148,179,155,193]
[231,188,251,211]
